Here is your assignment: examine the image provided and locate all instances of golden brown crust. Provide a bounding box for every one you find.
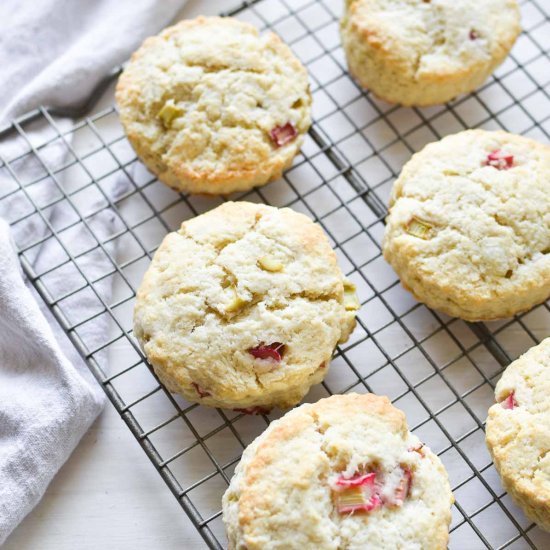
[486,338,550,530]
[223,393,454,549]
[341,0,521,106]
[116,16,311,194]
[383,130,550,321]
[133,202,357,410]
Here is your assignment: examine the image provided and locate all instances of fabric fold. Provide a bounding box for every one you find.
[0,0,188,543]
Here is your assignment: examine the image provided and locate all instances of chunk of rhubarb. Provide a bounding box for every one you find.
[191,382,211,398]
[158,99,184,128]
[249,342,284,362]
[224,286,247,313]
[335,472,376,488]
[406,217,433,240]
[486,149,514,170]
[269,123,297,147]
[234,406,271,415]
[258,255,284,272]
[390,467,412,506]
[501,391,517,410]
[333,472,383,514]
[408,443,425,455]
[336,489,382,514]
[343,280,360,311]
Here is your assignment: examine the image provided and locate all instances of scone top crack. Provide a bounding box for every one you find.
[383,130,550,321]
[133,202,357,411]
[116,16,312,194]
[222,394,453,550]
[341,0,520,106]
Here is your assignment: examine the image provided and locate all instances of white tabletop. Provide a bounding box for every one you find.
[4,1,235,549]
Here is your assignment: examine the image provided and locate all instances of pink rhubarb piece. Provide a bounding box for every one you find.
[334,472,383,514]
[501,391,517,410]
[486,149,514,170]
[269,123,297,147]
[390,468,412,506]
[191,382,211,398]
[249,342,284,362]
[234,406,271,416]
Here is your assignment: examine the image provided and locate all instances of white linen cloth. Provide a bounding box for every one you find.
[0,0,186,544]
[0,217,106,545]
[0,0,186,124]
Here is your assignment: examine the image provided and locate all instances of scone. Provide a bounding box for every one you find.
[340,0,521,106]
[486,338,550,531]
[222,393,454,550]
[133,202,357,411]
[116,16,311,194]
[383,130,550,321]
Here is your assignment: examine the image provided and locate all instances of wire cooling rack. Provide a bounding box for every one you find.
[1,0,549,548]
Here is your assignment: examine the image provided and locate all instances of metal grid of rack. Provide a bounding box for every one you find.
[1,0,549,547]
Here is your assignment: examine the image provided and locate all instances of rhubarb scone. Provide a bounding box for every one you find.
[486,338,550,531]
[133,202,358,411]
[222,393,454,549]
[115,16,311,195]
[383,130,550,321]
[340,0,520,106]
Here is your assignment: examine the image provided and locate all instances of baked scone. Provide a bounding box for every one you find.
[383,130,550,321]
[486,338,550,531]
[222,393,454,549]
[340,0,521,106]
[116,16,311,194]
[133,202,357,411]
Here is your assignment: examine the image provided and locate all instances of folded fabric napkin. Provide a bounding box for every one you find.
[0,0,187,543]
[0,217,106,543]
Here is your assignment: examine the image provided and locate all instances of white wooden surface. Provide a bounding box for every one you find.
[3,1,234,548]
